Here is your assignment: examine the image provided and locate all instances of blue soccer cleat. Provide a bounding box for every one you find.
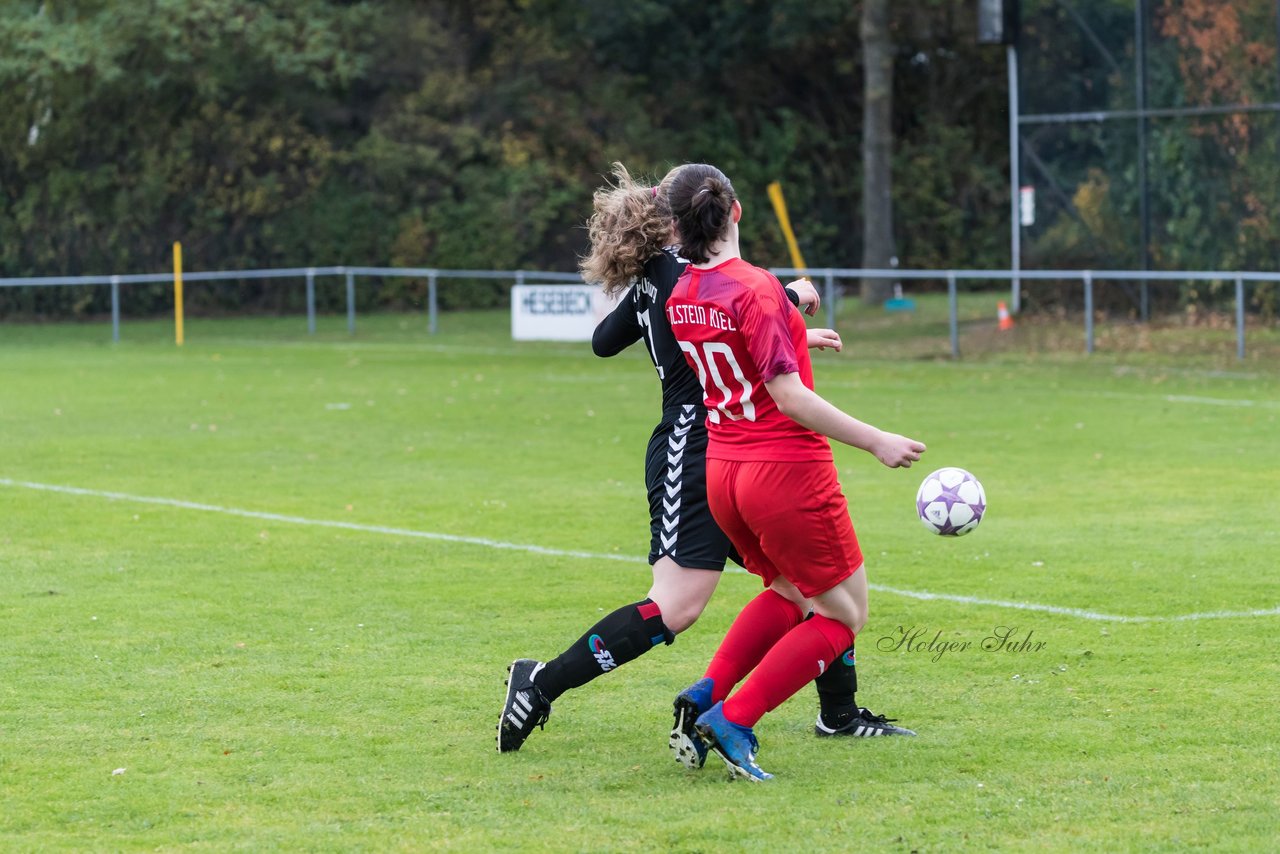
[694,701,773,782]
[669,677,714,769]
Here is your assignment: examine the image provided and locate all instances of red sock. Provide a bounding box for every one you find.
[722,614,855,728]
[704,588,805,703]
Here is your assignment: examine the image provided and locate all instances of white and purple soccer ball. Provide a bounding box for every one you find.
[916,467,986,537]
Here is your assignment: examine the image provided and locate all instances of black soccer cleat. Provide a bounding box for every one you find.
[497,659,552,752]
[814,707,917,738]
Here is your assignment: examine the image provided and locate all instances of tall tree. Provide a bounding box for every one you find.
[0,0,1018,317]
[860,0,895,302]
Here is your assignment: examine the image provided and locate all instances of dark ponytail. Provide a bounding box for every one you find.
[665,164,736,265]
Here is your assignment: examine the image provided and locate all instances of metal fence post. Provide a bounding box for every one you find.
[947,272,959,359]
[1084,271,1094,354]
[110,275,120,343]
[305,268,316,334]
[823,270,836,329]
[428,272,438,335]
[1235,276,1246,360]
[345,269,356,335]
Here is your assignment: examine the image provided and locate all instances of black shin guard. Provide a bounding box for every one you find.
[535,599,673,702]
[814,643,859,726]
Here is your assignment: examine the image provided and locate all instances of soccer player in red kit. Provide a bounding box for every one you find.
[665,163,926,781]
[497,164,881,758]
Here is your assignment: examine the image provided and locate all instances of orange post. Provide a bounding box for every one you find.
[766,182,807,272]
[173,241,185,346]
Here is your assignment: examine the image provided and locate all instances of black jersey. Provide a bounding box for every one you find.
[591,248,702,411]
[591,249,798,571]
[592,249,802,412]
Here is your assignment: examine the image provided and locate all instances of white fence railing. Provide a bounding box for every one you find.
[1,265,1273,359]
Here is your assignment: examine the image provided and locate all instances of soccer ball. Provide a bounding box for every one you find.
[916,467,986,536]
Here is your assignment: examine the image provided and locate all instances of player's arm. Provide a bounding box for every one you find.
[591,288,643,357]
[764,372,925,468]
[806,328,841,351]
[783,278,820,316]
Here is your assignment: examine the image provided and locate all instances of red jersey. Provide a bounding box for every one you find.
[667,258,831,462]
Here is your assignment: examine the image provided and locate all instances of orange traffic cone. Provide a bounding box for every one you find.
[997,301,1014,331]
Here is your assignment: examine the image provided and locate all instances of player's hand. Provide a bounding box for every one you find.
[872,432,926,468]
[786,278,820,316]
[806,328,842,352]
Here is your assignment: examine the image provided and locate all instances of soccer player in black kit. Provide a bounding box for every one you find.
[497,164,913,762]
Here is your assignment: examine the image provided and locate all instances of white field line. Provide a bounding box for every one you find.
[0,477,643,564]
[4,477,1278,624]
[811,382,1280,410]
[1159,394,1265,407]
[867,584,1280,624]
[1091,391,1279,409]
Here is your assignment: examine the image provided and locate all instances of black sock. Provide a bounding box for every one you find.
[535,599,673,702]
[814,642,859,726]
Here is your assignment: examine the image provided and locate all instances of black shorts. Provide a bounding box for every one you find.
[644,404,733,571]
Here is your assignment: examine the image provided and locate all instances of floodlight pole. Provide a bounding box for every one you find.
[1008,43,1021,314]
[1135,0,1151,320]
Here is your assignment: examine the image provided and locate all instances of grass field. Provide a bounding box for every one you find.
[2,300,1278,851]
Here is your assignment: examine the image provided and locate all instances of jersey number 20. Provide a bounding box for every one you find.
[678,341,757,423]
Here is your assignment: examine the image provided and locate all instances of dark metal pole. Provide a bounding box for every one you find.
[305,269,316,334]
[1135,0,1152,320]
[345,270,356,335]
[1084,272,1094,354]
[110,275,120,342]
[428,272,438,335]
[947,272,959,358]
[824,270,836,329]
[1236,276,1246,360]
[1008,44,1022,313]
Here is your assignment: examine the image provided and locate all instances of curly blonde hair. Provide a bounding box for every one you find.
[579,163,674,297]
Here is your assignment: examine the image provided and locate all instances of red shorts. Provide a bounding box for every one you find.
[707,458,863,598]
